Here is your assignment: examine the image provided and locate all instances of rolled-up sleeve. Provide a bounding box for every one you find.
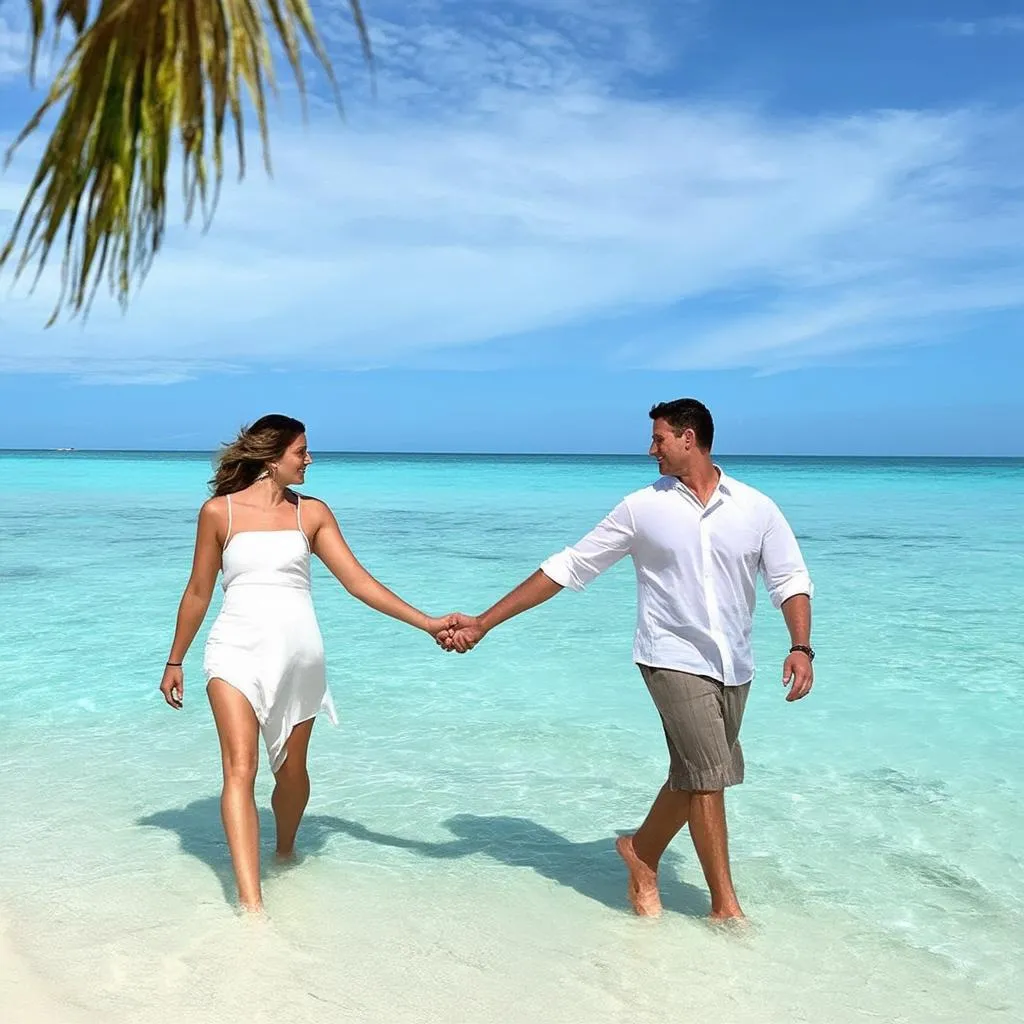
[759,501,814,609]
[540,500,636,591]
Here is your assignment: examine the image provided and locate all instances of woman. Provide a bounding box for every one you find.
[159,414,454,912]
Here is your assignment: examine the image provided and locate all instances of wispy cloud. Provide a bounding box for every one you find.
[317,0,700,100]
[1,0,1022,381]
[638,274,1024,373]
[0,15,31,81]
[937,16,1024,37]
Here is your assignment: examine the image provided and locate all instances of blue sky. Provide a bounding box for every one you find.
[1,0,1022,454]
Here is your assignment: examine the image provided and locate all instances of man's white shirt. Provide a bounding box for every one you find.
[539,471,813,685]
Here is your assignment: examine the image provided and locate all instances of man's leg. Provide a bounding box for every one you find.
[687,679,748,918]
[688,789,742,918]
[620,667,749,918]
[632,781,692,869]
[616,778,691,917]
[627,784,743,919]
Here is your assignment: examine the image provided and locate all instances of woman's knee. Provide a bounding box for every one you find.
[222,749,258,788]
[274,759,309,789]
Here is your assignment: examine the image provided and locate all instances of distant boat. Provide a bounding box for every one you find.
[55,447,76,452]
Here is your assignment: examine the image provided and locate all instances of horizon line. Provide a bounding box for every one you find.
[1,448,1022,460]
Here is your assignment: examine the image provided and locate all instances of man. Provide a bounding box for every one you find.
[440,398,814,920]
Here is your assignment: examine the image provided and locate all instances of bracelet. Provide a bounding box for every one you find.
[166,661,183,667]
[789,645,815,662]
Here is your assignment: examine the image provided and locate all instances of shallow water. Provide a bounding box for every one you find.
[1,451,1021,1022]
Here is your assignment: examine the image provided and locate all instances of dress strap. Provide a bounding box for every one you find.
[223,494,233,550]
[296,495,310,552]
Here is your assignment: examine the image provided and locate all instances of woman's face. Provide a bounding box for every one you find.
[274,433,313,485]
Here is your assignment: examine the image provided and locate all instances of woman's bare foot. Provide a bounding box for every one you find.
[271,848,302,874]
[616,834,663,917]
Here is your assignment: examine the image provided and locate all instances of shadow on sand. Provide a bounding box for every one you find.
[138,797,710,916]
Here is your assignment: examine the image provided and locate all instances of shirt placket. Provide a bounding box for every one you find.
[700,499,735,685]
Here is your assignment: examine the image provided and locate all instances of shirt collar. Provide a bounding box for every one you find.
[672,465,730,508]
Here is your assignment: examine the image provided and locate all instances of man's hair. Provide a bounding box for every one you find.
[649,398,714,451]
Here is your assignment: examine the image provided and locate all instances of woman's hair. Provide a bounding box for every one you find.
[210,414,306,496]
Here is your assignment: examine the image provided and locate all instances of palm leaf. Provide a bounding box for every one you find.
[3,0,371,327]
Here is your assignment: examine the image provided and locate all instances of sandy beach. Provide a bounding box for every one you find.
[1,911,99,1024]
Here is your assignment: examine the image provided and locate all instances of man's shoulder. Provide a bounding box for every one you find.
[720,472,767,500]
[618,474,779,511]
[621,477,674,505]
[719,473,783,517]
[609,478,680,523]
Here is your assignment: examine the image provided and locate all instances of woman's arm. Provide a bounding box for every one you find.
[160,500,224,709]
[307,499,449,636]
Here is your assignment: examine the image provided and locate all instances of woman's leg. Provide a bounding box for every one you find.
[271,718,316,859]
[207,678,263,910]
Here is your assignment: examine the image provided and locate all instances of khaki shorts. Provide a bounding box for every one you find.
[638,665,751,791]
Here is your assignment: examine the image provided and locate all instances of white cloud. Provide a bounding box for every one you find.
[0,15,31,80]
[0,0,1022,380]
[0,5,63,82]
[937,17,1024,37]
[317,0,700,100]
[636,275,1024,372]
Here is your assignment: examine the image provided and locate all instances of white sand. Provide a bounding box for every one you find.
[0,911,100,1024]
[3,871,1008,1024]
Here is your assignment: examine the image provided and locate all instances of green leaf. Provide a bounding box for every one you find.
[4,0,371,327]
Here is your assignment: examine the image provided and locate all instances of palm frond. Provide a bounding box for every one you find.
[5,0,370,327]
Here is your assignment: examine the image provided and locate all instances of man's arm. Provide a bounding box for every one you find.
[480,570,564,631]
[781,593,811,648]
[780,594,813,701]
[759,501,815,701]
[759,501,814,610]
[443,499,636,653]
[443,571,563,652]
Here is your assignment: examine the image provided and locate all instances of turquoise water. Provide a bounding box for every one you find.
[0,451,1021,1023]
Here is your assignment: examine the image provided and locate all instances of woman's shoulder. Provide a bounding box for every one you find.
[193,496,230,542]
[293,492,333,520]
[199,494,229,522]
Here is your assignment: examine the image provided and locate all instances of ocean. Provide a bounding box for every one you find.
[0,451,1021,1023]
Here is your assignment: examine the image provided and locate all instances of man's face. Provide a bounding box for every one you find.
[648,417,693,476]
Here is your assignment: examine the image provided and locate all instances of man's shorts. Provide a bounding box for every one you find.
[638,665,751,791]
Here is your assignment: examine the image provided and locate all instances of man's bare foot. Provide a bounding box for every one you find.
[709,905,745,922]
[615,834,662,917]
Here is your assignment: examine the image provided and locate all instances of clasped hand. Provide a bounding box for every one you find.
[434,612,485,654]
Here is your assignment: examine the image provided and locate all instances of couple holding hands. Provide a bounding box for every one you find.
[161,400,814,919]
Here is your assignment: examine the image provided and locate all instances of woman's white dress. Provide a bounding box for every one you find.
[203,494,337,771]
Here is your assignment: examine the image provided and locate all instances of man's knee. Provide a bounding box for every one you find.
[667,779,724,798]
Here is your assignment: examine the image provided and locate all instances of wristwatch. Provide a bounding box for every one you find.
[790,644,815,661]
